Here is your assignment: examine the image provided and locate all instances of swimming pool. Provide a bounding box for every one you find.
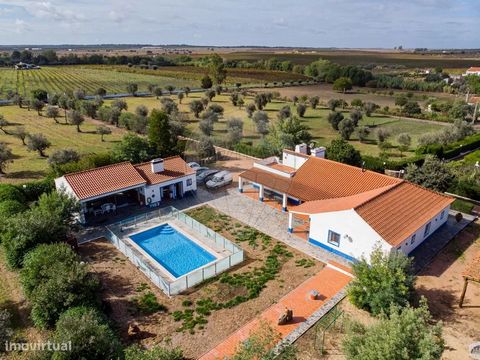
[129,223,216,278]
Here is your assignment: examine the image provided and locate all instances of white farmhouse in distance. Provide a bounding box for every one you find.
[464,67,480,76]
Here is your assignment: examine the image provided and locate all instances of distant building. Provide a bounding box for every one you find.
[14,62,40,70]
[465,67,480,76]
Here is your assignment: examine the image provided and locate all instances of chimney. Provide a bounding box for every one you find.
[311,147,326,158]
[295,143,307,154]
[150,158,164,173]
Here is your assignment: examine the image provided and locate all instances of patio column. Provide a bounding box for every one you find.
[282,193,288,212]
[288,212,293,233]
[238,176,244,193]
[259,184,264,202]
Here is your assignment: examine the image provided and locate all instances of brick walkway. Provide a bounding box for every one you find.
[199,263,353,360]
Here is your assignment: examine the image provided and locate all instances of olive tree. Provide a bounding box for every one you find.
[0,142,14,175]
[46,105,60,123]
[96,125,112,142]
[127,83,138,96]
[68,110,85,132]
[226,117,243,145]
[12,126,29,145]
[189,100,204,118]
[26,133,51,157]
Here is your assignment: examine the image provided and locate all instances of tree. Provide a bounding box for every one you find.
[230,92,240,106]
[207,54,227,84]
[348,247,415,316]
[326,139,362,166]
[124,345,183,360]
[349,109,363,126]
[96,125,112,142]
[153,86,163,99]
[57,95,73,123]
[215,85,223,96]
[12,94,23,108]
[112,99,128,111]
[403,101,422,116]
[189,100,204,118]
[357,126,370,143]
[396,133,411,156]
[72,89,85,100]
[184,86,191,97]
[46,105,60,123]
[296,103,307,117]
[328,111,344,130]
[12,126,29,145]
[277,105,291,121]
[199,118,214,136]
[68,110,85,132]
[79,100,98,119]
[135,105,149,118]
[148,109,178,157]
[165,85,175,94]
[177,92,184,104]
[351,98,363,108]
[268,116,311,151]
[252,111,270,137]
[48,149,80,168]
[127,83,138,96]
[198,136,216,159]
[327,98,342,111]
[363,102,379,117]
[395,95,408,107]
[31,98,45,115]
[309,96,319,109]
[205,89,216,101]
[405,155,454,192]
[31,88,48,102]
[254,93,268,110]
[0,115,10,134]
[51,306,122,359]
[338,118,355,140]
[343,299,444,360]
[226,117,243,145]
[113,134,151,164]
[207,103,224,116]
[246,103,256,118]
[26,133,51,157]
[333,77,353,93]
[95,87,107,97]
[0,143,14,175]
[376,128,391,143]
[160,98,178,115]
[201,75,213,89]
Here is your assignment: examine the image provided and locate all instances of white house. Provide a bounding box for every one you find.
[464,67,480,76]
[55,156,196,223]
[239,146,453,263]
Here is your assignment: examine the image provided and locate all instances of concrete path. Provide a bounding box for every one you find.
[198,262,353,360]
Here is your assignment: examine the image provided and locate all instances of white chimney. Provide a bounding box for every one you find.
[311,147,326,158]
[295,143,308,154]
[150,158,164,173]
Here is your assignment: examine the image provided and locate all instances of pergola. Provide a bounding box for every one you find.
[459,251,480,307]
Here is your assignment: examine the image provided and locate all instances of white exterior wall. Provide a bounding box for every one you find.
[308,209,392,262]
[143,174,197,204]
[282,152,309,170]
[395,205,451,254]
[54,176,79,200]
[253,162,292,178]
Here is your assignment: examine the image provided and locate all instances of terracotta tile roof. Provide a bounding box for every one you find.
[269,163,296,174]
[64,162,146,200]
[467,67,480,72]
[289,185,398,215]
[463,251,480,282]
[240,167,292,194]
[469,96,480,104]
[356,182,454,246]
[134,156,195,185]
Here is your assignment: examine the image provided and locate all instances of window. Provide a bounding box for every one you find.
[411,234,416,244]
[186,179,193,186]
[424,222,431,237]
[327,230,341,247]
[440,210,445,220]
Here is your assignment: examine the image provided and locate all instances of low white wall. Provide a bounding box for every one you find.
[282,152,309,170]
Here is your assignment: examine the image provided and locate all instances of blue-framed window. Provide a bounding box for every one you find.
[186,178,193,186]
[424,222,431,237]
[411,234,416,244]
[327,230,341,247]
[440,210,445,219]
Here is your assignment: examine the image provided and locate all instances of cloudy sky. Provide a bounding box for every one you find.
[0,0,478,48]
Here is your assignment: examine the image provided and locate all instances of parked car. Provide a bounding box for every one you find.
[194,166,210,173]
[197,169,220,183]
[206,171,233,189]
[187,162,201,170]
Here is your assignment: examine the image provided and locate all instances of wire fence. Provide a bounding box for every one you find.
[105,206,244,296]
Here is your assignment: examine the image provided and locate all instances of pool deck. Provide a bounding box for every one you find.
[198,262,353,360]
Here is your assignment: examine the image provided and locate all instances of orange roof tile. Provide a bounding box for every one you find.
[269,163,296,174]
[467,67,480,72]
[64,162,146,200]
[289,184,398,215]
[356,182,454,246]
[240,167,292,194]
[134,156,195,185]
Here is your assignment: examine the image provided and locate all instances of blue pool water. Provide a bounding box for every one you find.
[129,224,216,278]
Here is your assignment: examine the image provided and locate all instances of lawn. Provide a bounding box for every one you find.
[78,206,322,359]
[110,91,445,157]
[0,105,125,183]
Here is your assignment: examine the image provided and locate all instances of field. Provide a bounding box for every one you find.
[109,91,445,157]
[0,105,125,183]
[0,66,196,98]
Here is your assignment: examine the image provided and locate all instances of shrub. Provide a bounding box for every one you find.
[50,306,122,360]
[326,139,362,166]
[343,299,443,360]
[0,199,26,218]
[0,309,12,353]
[0,184,26,203]
[14,178,54,202]
[405,155,455,192]
[296,103,307,117]
[124,345,183,360]
[347,247,415,316]
[133,292,168,314]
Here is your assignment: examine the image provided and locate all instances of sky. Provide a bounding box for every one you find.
[0,0,478,48]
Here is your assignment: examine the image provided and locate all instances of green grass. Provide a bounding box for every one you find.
[451,199,475,214]
[0,105,126,183]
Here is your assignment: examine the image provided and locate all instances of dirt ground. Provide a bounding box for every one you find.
[254,84,460,108]
[78,208,323,359]
[416,222,480,360]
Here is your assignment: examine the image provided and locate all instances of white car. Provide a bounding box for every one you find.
[206,171,233,189]
[187,162,201,170]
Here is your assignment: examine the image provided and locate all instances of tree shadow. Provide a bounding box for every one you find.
[4,170,46,180]
[414,286,458,323]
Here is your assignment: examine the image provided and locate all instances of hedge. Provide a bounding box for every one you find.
[14,178,55,202]
[416,133,480,160]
